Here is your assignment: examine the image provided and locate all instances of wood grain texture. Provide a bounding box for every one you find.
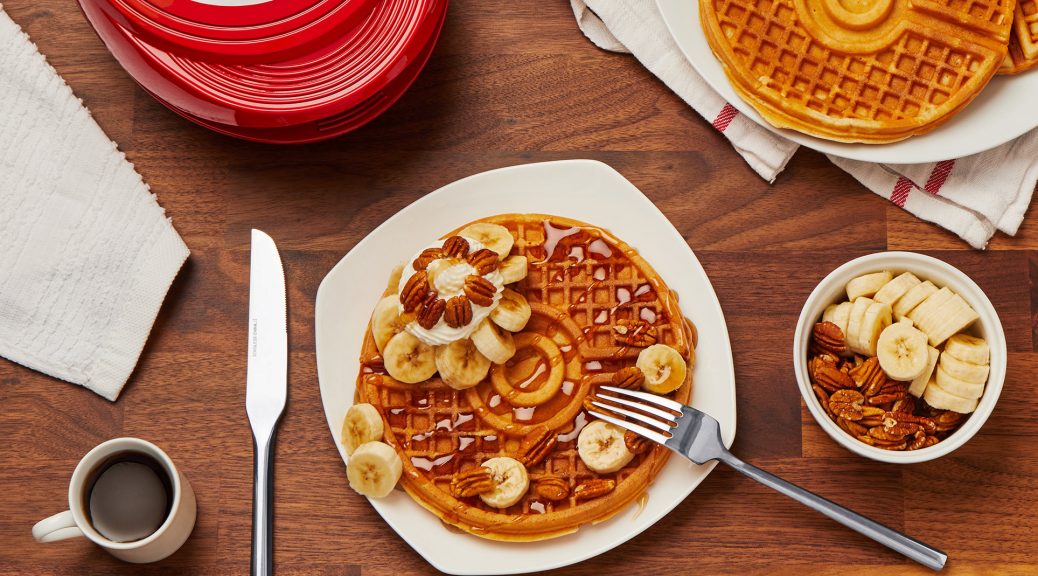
[1,1,1036,574]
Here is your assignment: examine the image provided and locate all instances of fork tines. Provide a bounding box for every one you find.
[588,386,683,447]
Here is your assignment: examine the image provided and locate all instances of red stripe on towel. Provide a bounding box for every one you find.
[923,160,955,195]
[712,103,738,132]
[890,177,912,207]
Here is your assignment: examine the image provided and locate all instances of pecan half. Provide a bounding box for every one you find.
[858,434,907,450]
[624,430,651,455]
[417,297,446,329]
[829,389,865,421]
[890,396,915,414]
[450,467,495,498]
[868,425,913,442]
[442,236,470,258]
[812,384,832,417]
[517,427,557,468]
[867,380,908,406]
[850,357,885,396]
[463,275,496,307]
[534,477,570,502]
[611,366,644,390]
[444,295,473,328]
[906,429,928,451]
[836,417,868,438]
[400,271,430,312]
[412,247,443,271]
[859,406,886,427]
[932,410,967,432]
[573,479,616,500]
[612,319,658,347]
[467,248,499,275]
[885,412,937,435]
[811,357,856,393]
[812,322,848,356]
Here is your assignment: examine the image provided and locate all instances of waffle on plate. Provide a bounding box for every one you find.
[342,214,697,541]
[700,0,1014,142]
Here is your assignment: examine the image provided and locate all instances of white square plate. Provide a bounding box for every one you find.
[315,159,737,574]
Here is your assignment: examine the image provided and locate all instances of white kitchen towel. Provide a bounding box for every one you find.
[571,0,1037,249]
[0,6,189,400]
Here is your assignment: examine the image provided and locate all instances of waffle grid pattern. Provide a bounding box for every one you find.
[715,0,986,122]
[515,224,674,359]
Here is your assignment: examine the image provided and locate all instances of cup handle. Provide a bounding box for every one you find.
[32,511,84,543]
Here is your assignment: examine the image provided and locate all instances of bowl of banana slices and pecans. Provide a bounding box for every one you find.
[794,252,1006,463]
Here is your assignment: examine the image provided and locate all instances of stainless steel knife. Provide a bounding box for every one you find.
[246,229,288,576]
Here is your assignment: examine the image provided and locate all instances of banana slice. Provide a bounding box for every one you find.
[636,344,687,394]
[470,320,517,364]
[383,331,437,384]
[822,304,838,324]
[341,403,384,456]
[893,280,938,320]
[479,457,529,508]
[876,318,928,381]
[371,294,407,354]
[846,271,893,301]
[921,294,979,347]
[846,297,873,354]
[459,223,514,259]
[908,346,939,397]
[347,441,403,498]
[499,256,529,284]
[385,263,405,296]
[934,365,985,399]
[906,287,955,340]
[577,420,635,474]
[939,353,989,384]
[923,379,979,414]
[873,271,921,306]
[944,333,990,365]
[490,288,532,332]
[435,339,492,390]
[856,301,891,357]
[830,301,853,340]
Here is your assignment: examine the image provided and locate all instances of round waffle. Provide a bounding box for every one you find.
[700,0,1014,142]
[355,214,696,541]
[1000,1,1038,74]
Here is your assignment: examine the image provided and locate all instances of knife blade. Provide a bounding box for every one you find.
[246,229,287,576]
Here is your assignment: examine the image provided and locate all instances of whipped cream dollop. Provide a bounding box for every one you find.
[398,236,504,346]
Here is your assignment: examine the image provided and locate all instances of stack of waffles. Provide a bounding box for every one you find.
[699,0,1016,142]
[1001,1,1038,74]
[345,215,697,540]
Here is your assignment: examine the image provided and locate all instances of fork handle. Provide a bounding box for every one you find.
[718,452,946,571]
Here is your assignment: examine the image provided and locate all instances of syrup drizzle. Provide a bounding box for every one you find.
[517,363,547,389]
[410,454,454,471]
[513,406,536,421]
[588,239,613,258]
[585,361,602,371]
[488,394,502,408]
[561,381,575,395]
[542,221,582,261]
[557,412,589,443]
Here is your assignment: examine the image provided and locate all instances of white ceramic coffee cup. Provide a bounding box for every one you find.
[31,437,197,563]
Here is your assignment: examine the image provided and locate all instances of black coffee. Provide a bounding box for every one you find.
[83,451,173,543]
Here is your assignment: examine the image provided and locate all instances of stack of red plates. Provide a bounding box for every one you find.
[77,0,447,143]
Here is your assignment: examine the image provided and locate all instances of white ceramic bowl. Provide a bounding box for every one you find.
[794,252,1006,463]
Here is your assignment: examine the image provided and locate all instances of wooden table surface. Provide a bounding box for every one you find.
[2,1,1036,574]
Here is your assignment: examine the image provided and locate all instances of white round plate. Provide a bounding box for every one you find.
[315,160,737,575]
[656,0,1038,164]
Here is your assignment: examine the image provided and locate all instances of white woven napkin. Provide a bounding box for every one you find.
[571,0,1037,248]
[0,7,189,400]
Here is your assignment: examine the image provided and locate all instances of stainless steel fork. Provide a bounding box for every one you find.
[590,386,947,572]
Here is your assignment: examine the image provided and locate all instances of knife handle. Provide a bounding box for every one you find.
[251,431,276,576]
